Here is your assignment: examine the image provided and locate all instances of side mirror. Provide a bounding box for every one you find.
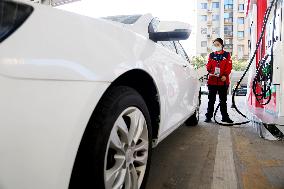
[149,20,191,42]
[149,29,190,42]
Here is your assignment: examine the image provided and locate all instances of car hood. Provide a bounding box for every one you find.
[0,3,155,82]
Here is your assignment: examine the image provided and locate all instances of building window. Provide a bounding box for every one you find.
[201,41,207,47]
[224,12,233,18]
[224,0,233,10]
[238,17,244,24]
[200,3,207,9]
[237,45,244,59]
[224,26,233,36]
[224,12,233,23]
[200,15,207,21]
[224,4,233,9]
[212,2,220,9]
[212,27,220,35]
[212,14,220,21]
[224,39,233,45]
[238,31,245,38]
[238,4,244,11]
[201,27,207,34]
[224,26,233,31]
[224,44,233,50]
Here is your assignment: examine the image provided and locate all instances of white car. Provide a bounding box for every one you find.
[0,1,201,189]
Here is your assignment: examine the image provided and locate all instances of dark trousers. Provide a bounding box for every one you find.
[205,85,229,119]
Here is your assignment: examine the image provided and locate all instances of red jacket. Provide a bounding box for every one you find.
[206,50,232,86]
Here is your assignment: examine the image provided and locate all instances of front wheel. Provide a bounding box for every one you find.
[69,86,152,189]
[185,110,199,126]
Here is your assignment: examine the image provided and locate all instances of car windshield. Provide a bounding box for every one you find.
[0,1,33,43]
[102,15,142,24]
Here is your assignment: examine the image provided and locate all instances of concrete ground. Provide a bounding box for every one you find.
[146,95,284,189]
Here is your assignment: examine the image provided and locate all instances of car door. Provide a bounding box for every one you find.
[147,18,199,136]
[174,41,200,111]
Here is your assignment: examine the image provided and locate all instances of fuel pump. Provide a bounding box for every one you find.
[245,0,284,140]
[203,0,284,140]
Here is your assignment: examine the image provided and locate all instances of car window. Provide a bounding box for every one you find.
[157,41,177,53]
[0,1,34,43]
[174,41,190,62]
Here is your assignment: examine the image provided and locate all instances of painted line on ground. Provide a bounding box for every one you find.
[211,126,238,189]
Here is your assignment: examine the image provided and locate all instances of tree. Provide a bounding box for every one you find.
[190,55,248,71]
[231,56,248,71]
[190,55,207,69]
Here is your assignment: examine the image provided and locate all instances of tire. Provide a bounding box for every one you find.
[185,110,199,126]
[69,86,152,189]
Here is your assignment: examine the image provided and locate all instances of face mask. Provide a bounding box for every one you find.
[212,46,222,52]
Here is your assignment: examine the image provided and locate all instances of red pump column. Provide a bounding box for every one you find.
[253,0,267,108]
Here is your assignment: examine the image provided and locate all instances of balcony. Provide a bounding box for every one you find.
[224,34,233,38]
[224,8,234,11]
[224,22,233,25]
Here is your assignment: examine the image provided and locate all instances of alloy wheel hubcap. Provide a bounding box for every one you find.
[104,107,149,189]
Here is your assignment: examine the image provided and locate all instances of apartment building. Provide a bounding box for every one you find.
[196,0,249,60]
